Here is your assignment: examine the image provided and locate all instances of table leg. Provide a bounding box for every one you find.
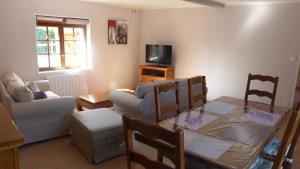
[76,98,84,111]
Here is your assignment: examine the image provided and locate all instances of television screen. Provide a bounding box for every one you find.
[146,44,172,65]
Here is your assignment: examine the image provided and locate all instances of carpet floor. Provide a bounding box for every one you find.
[19,136,300,169]
[20,137,130,169]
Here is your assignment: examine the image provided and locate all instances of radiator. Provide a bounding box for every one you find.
[47,73,88,97]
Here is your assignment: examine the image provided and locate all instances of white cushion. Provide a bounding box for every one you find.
[26,81,40,93]
[7,81,34,102]
[2,72,25,86]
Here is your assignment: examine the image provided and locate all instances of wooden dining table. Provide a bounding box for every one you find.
[159,96,290,169]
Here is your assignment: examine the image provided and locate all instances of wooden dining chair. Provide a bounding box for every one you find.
[188,76,207,110]
[122,115,185,169]
[154,82,180,123]
[282,118,300,169]
[262,102,300,169]
[251,110,300,169]
[245,73,279,107]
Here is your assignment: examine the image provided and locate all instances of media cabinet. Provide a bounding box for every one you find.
[139,65,174,83]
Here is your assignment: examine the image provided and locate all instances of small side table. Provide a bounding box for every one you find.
[76,93,113,111]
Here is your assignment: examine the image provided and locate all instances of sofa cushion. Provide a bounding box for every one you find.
[135,78,188,98]
[2,72,25,87]
[26,81,48,100]
[6,81,34,102]
[26,81,40,93]
[33,91,47,100]
[45,91,59,99]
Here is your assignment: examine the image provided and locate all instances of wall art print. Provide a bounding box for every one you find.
[108,19,128,44]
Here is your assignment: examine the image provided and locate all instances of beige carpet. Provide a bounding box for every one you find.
[20,136,131,169]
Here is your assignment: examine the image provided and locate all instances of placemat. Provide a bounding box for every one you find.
[184,130,232,160]
[166,111,218,130]
[197,101,238,115]
[215,123,270,146]
[240,109,282,126]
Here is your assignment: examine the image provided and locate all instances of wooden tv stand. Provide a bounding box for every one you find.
[139,65,174,83]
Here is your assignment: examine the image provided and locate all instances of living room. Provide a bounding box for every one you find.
[1,0,300,169]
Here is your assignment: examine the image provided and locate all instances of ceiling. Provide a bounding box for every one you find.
[77,0,300,10]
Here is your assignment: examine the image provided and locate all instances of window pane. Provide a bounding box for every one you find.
[38,55,49,68]
[50,55,61,67]
[74,40,86,54]
[64,41,75,54]
[36,41,48,54]
[48,27,60,40]
[64,27,74,40]
[74,28,84,40]
[49,41,60,54]
[65,54,79,67]
[36,26,47,40]
[74,41,80,54]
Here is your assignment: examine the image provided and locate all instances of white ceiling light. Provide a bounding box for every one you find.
[183,0,225,8]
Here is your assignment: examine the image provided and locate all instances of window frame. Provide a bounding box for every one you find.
[36,20,87,72]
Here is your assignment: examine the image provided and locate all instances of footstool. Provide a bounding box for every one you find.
[71,108,125,163]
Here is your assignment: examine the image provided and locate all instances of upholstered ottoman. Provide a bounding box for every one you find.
[71,108,125,163]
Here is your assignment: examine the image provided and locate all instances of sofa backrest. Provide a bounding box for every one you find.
[135,79,190,122]
[135,79,188,99]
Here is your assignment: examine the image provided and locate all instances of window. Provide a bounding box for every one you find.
[36,16,89,71]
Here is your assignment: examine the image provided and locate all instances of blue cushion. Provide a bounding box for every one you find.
[250,138,281,169]
[263,138,281,156]
[249,157,274,169]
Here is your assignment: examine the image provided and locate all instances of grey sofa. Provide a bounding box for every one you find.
[0,73,75,144]
[109,79,198,122]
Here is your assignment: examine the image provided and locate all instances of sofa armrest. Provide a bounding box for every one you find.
[34,80,50,91]
[109,90,141,115]
[10,96,75,119]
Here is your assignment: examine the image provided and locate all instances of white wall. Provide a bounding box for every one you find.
[0,3,4,58]
[139,3,300,106]
[1,1,300,106]
[0,0,140,93]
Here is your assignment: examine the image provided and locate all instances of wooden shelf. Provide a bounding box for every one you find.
[139,65,174,83]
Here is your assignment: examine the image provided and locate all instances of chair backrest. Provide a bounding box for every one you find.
[154,82,180,123]
[188,76,207,110]
[122,115,185,169]
[272,111,300,169]
[245,73,279,107]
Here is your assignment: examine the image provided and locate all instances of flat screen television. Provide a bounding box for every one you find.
[146,44,172,65]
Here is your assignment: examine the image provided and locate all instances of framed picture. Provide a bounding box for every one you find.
[108,19,128,44]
